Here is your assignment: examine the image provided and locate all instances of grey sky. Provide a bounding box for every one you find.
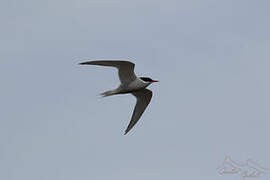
[1,0,270,180]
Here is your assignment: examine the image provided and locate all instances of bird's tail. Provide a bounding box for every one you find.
[100,89,118,97]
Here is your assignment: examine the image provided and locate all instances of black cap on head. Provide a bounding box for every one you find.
[140,77,153,82]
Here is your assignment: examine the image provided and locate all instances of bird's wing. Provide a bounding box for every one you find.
[80,60,137,84]
[125,89,153,135]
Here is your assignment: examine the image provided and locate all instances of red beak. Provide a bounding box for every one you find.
[152,80,159,83]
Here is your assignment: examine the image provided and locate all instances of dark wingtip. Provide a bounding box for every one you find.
[124,130,129,135]
[79,62,85,65]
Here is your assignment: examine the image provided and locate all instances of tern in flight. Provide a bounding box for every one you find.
[79,60,158,135]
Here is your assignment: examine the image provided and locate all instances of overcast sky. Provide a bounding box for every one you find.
[1,0,270,180]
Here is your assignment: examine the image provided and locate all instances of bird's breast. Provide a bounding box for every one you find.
[125,79,149,91]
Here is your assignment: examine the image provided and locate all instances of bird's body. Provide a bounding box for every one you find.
[101,77,151,96]
[80,60,158,134]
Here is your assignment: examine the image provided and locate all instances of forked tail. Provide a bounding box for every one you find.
[100,89,118,97]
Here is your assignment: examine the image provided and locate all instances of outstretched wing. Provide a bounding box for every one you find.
[80,60,137,84]
[125,89,153,135]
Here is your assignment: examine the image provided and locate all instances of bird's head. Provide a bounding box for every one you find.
[140,77,159,84]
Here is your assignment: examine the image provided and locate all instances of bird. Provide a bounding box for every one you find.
[79,60,158,135]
